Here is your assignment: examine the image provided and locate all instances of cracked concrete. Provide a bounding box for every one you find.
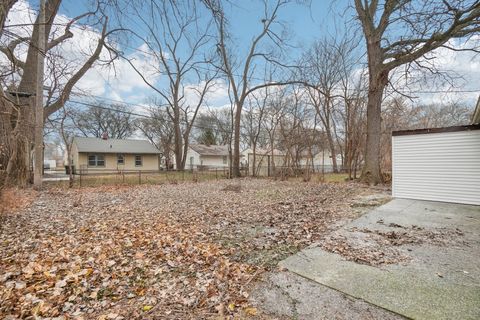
[251,199,480,319]
[251,271,404,320]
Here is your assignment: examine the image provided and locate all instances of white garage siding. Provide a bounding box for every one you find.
[392,126,480,205]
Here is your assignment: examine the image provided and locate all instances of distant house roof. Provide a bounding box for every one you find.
[190,144,229,156]
[73,137,160,154]
[242,147,286,156]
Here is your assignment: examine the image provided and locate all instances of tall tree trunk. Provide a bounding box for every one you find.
[361,68,388,184]
[173,104,183,170]
[232,104,242,177]
[325,126,338,173]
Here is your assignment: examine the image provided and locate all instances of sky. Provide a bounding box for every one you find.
[3,0,480,113]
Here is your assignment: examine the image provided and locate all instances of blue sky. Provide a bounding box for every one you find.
[18,0,480,108]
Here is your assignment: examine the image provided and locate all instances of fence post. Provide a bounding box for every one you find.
[215,168,218,180]
[79,173,82,188]
[138,170,141,185]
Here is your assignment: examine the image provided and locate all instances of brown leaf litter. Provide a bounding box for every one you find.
[0,179,378,319]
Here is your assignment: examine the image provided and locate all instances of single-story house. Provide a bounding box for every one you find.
[242,148,287,176]
[299,150,343,170]
[185,144,231,170]
[44,142,63,169]
[242,147,344,176]
[69,137,161,174]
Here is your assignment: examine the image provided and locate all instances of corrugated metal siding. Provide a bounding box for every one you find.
[392,130,480,205]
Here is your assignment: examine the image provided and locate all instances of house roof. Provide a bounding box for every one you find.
[189,144,229,156]
[73,137,160,154]
[242,147,286,156]
[392,124,480,136]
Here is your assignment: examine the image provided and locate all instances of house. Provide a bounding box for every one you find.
[242,147,343,176]
[299,150,343,171]
[184,144,231,170]
[44,142,63,169]
[242,148,287,176]
[70,137,161,174]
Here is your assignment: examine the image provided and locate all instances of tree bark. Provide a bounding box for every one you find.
[361,66,388,184]
[325,123,338,173]
[232,103,242,177]
[33,0,46,190]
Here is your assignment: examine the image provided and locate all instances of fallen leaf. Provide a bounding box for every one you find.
[142,305,153,312]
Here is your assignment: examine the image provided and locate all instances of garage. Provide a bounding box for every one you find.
[392,125,480,205]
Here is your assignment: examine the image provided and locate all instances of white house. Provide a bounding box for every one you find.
[299,151,343,171]
[241,148,287,176]
[242,147,343,176]
[185,144,230,169]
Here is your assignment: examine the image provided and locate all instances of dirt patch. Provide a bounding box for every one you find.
[320,222,467,267]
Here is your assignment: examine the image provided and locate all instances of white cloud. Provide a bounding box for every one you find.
[182,79,231,109]
[1,0,158,102]
[388,36,480,105]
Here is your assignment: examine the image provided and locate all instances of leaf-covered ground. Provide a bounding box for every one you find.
[0,179,379,319]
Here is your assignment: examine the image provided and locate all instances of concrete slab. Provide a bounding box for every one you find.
[251,271,404,320]
[280,199,480,320]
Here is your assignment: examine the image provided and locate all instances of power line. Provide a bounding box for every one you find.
[64,98,346,144]
[118,42,480,95]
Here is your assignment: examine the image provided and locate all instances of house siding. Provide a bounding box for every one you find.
[199,155,229,167]
[183,148,229,169]
[392,129,480,205]
[76,153,159,173]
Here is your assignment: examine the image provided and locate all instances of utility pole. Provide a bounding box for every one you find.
[33,0,46,189]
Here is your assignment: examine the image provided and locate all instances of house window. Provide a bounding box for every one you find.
[117,154,125,165]
[88,154,105,167]
[135,155,143,166]
[223,156,227,164]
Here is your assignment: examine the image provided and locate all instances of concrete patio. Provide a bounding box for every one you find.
[278,199,480,319]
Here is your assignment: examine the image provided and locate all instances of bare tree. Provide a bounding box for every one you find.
[123,0,217,170]
[354,0,480,184]
[204,0,296,177]
[0,0,120,186]
[242,89,270,176]
[58,106,75,187]
[72,104,135,139]
[136,105,175,170]
[262,86,288,176]
[301,37,356,173]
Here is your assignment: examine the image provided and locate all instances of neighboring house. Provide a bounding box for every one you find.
[299,151,343,171]
[242,148,287,176]
[184,144,231,169]
[242,147,343,176]
[44,142,63,169]
[70,137,161,174]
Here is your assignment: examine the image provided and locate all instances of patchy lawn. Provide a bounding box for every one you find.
[0,179,382,319]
